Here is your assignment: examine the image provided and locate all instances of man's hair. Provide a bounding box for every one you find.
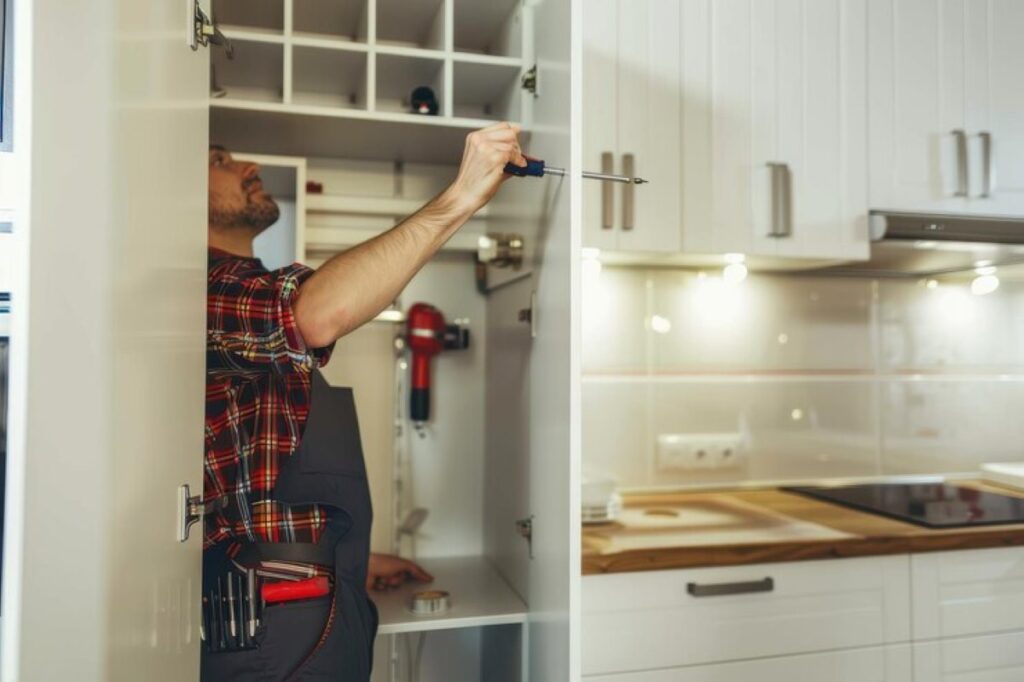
[209,144,227,152]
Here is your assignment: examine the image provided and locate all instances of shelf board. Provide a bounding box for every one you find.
[451,52,524,68]
[290,33,369,52]
[372,555,526,635]
[210,101,520,164]
[374,44,448,61]
[220,25,285,43]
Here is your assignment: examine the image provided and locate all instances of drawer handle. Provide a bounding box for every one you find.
[687,577,774,598]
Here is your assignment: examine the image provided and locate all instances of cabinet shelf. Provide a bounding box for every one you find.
[293,0,368,43]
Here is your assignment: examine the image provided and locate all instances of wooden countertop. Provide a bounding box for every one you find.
[582,481,1024,575]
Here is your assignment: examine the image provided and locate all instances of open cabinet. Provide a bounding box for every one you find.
[5,0,580,680]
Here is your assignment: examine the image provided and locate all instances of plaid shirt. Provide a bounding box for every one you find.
[203,248,335,552]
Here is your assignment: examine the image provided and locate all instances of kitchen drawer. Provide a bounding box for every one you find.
[582,556,911,675]
[913,632,1024,681]
[912,547,1024,640]
[584,645,912,682]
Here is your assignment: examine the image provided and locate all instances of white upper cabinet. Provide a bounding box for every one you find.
[869,0,1024,217]
[682,0,870,262]
[582,0,682,254]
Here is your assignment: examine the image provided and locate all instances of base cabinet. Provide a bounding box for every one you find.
[585,645,912,682]
[913,632,1024,682]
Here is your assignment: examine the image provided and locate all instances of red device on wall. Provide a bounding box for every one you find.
[405,303,470,424]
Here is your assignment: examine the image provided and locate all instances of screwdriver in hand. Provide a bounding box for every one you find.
[504,159,648,184]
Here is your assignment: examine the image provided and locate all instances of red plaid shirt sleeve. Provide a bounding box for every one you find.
[207,258,332,374]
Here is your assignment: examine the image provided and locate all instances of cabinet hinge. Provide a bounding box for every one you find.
[177,483,226,543]
[190,0,234,58]
[515,515,534,559]
[521,65,538,97]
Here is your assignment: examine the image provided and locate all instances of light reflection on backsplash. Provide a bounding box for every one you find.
[582,266,1024,488]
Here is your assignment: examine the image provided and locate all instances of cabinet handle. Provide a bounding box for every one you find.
[622,153,635,231]
[979,131,994,198]
[767,163,792,238]
[601,152,614,230]
[953,129,969,197]
[687,577,775,598]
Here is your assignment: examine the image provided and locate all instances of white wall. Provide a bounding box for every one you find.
[582,264,1024,489]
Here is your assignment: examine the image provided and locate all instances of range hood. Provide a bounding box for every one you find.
[823,211,1024,277]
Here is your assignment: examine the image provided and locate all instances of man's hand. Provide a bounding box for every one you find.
[366,553,434,592]
[445,122,527,214]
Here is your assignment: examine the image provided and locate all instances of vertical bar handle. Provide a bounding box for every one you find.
[979,131,994,198]
[622,154,636,231]
[953,129,969,197]
[767,162,792,238]
[601,152,614,230]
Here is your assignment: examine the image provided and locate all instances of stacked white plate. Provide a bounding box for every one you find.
[582,474,622,524]
[582,492,623,524]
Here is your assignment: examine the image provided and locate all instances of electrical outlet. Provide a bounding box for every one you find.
[656,433,747,472]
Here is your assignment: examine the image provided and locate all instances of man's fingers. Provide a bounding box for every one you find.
[407,564,434,582]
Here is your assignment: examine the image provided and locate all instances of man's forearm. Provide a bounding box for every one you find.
[294,186,476,347]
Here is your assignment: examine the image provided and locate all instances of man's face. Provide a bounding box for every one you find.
[208,147,280,233]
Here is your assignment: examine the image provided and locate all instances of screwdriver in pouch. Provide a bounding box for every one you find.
[504,159,649,185]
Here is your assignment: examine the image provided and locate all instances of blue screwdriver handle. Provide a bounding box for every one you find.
[504,159,546,177]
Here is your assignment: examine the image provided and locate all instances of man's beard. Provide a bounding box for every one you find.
[210,197,280,234]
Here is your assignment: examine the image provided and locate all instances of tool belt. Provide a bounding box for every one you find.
[235,541,336,569]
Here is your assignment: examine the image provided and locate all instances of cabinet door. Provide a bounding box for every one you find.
[681,0,760,256]
[585,645,912,682]
[868,0,969,214]
[914,633,1024,682]
[965,0,1024,215]
[615,0,681,254]
[774,0,869,261]
[912,547,1024,640]
[485,0,581,679]
[582,0,619,251]
[3,1,209,680]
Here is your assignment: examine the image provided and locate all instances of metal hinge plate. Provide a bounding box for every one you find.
[515,515,534,559]
[521,65,538,97]
[177,483,226,543]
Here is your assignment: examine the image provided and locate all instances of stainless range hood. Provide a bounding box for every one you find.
[823,211,1024,277]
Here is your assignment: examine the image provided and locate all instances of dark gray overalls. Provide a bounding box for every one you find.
[201,370,378,681]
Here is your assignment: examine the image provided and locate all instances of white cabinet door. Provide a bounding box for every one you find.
[914,632,1024,682]
[582,0,681,254]
[3,1,209,680]
[582,555,911,675]
[912,547,1024,640]
[868,0,970,215]
[683,0,869,262]
[485,0,581,679]
[615,0,682,254]
[582,0,619,252]
[964,0,1024,215]
[585,645,913,682]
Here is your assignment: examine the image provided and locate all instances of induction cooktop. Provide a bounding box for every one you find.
[783,483,1024,529]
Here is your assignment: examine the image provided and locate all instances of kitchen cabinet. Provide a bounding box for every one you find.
[869,0,1024,217]
[582,555,911,676]
[585,646,913,682]
[680,0,869,263]
[913,632,1024,682]
[912,546,1024,640]
[582,0,682,254]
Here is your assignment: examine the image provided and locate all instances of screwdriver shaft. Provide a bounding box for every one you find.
[543,165,648,185]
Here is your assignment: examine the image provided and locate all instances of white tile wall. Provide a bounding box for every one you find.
[583,266,1024,488]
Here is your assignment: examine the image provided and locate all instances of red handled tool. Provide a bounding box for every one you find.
[262,576,331,604]
[406,303,470,425]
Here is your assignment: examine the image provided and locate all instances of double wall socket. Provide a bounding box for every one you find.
[656,432,747,472]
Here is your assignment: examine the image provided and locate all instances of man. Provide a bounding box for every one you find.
[202,123,527,681]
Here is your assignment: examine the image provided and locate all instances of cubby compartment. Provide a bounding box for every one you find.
[212,0,284,35]
[453,0,523,58]
[452,61,522,121]
[292,0,368,43]
[376,54,446,116]
[376,0,446,50]
[211,40,284,103]
[292,47,368,108]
